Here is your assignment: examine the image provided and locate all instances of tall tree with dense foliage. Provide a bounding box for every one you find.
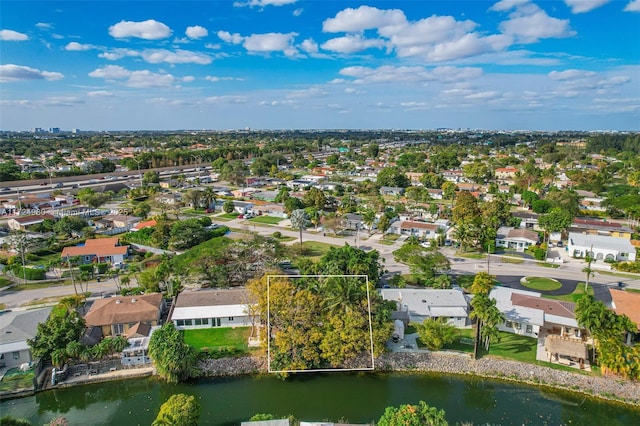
[28,301,86,366]
[148,323,197,383]
[417,318,457,351]
[376,166,410,188]
[152,394,200,426]
[377,401,448,426]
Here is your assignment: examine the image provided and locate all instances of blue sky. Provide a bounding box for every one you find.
[1,0,639,131]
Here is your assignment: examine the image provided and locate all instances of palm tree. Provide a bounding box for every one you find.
[362,209,376,235]
[202,187,216,211]
[290,209,310,245]
[470,272,495,295]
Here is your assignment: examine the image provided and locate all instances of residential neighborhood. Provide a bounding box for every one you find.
[1,128,639,424]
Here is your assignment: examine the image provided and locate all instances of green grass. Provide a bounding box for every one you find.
[0,368,34,392]
[275,236,296,242]
[455,274,476,289]
[544,284,594,303]
[290,241,339,261]
[400,274,421,286]
[184,327,252,351]
[249,215,284,225]
[218,213,239,219]
[625,288,640,294]
[12,279,72,291]
[521,276,562,291]
[537,262,561,269]
[500,255,524,264]
[0,277,12,287]
[444,328,475,353]
[598,270,640,279]
[170,235,233,272]
[380,234,401,245]
[458,251,486,259]
[481,331,537,363]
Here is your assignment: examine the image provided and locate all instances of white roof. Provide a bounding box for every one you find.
[545,314,579,328]
[569,233,634,252]
[429,306,468,318]
[381,289,468,317]
[170,304,247,320]
[490,287,544,326]
[0,340,30,353]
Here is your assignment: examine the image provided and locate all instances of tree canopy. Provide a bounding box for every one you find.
[152,394,200,426]
[148,323,197,383]
[377,401,448,426]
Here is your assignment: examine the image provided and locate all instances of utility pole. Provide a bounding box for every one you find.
[487,244,490,275]
[132,158,144,188]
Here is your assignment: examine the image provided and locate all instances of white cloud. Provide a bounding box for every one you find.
[625,0,640,11]
[87,90,114,97]
[89,65,132,80]
[205,75,243,82]
[0,64,63,82]
[321,34,385,54]
[548,69,598,80]
[338,65,482,85]
[322,5,407,33]
[141,49,212,65]
[320,5,516,62]
[286,87,329,99]
[204,96,248,104]
[205,43,221,50]
[234,0,297,8]
[108,19,172,40]
[564,0,610,13]
[35,22,53,29]
[89,65,179,88]
[186,25,208,39]
[495,1,576,43]
[182,76,195,82]
[0,29,29,41]
[65,42,94,51]
[300,38,318,53]
[126,71,177,88]
[98,48,139,60]
[42,96,85,107]
[243,32,298,56]
[293,8,303,16]
[217,30,243,44]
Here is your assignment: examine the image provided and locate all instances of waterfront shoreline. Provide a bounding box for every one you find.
[197,351,640,407]
[3,352,638,408]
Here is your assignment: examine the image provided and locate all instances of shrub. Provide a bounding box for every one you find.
[614,261,640,273]
[272,231,282,239]
[533,248,546,261]
[95,263,109,274]
[14,267,46,280]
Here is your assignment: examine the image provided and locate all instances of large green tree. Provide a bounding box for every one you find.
[377,401,448,426]
[152,394,200,426]
[376,166,410,188]
[417,318,457,351]
[148,323,197,383]
[27,302,86,366]
[290,209,310,245]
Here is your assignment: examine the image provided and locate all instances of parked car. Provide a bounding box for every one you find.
[53,183,64,188]
[40,181,48,186]
[0,187,11,192]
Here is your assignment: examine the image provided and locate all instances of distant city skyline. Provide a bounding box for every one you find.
[1,0,639,131]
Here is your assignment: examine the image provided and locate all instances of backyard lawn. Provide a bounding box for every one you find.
[521,276,562,291]
[184,327,252,351]
[0,368,35,392]
[293,241,339,261]
[480,331,537,363]
[249,216,284,225]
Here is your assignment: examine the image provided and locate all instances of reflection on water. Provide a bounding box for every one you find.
[2,373,639,425]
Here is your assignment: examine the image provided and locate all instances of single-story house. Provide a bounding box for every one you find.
[495,227,539,252]
[388,220,442,240]
[490,287,583,340]
[569,219,633,239]
[241,420,290,426]
[380,288,469,327]
[131,219,157,231]
[169,289,255,329]
[231,187,262,198]
[233,201,254,214]
[344,213,363,231]
[61,237,129,265]
[155,193,181,205]
[379,186,405,197]
[96,214,141,230]
[83,293,163,337]
[250,190,279,202]
[285,179,315,190]
[426,188,443,200]
[0,307,53,369]
[252,203,287,218]
[568,232,636,262]
[405,172,424,186]
[609,289,640,344]
[512,212,539,230]
[7,214,55,231]
[495,166,519,180]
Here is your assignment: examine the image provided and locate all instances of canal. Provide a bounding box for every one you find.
[1,373,639,425]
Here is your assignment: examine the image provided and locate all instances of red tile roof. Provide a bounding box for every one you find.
[84,293,163,327]
[511,294,576,319]
[61,237,127,258]
[609,289,640,329]
[132,219,157,230]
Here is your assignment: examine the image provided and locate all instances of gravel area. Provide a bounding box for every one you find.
[197,352,640,405]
